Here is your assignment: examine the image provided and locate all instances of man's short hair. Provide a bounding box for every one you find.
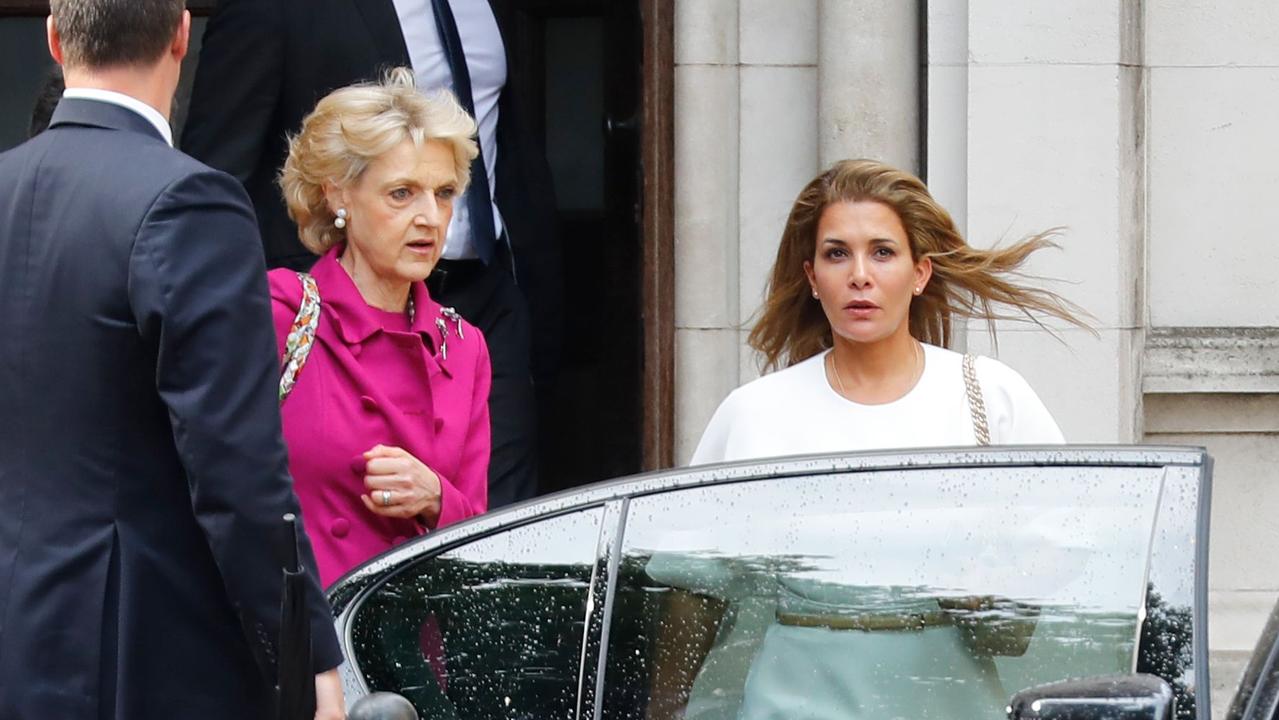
[50,0,184,69]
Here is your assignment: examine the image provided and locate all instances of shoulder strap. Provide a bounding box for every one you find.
[279,272,321,405]
[962,353,991,446]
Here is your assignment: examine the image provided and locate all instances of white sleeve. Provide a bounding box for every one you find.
[689,390,740,466]
[977,356,1066,444]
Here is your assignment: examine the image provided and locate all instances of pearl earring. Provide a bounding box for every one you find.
[914,287,922,295]
[334,208,348,229]
[812,289,819,299]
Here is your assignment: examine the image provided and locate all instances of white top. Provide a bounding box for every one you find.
[691,343,1063,465]
[61,88,173,146]
[392,0,506,259]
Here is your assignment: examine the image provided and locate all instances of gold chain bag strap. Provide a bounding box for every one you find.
[962,353,991,445]
[278,272,321,405]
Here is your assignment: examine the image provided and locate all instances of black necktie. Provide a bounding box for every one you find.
[430,0,498,264]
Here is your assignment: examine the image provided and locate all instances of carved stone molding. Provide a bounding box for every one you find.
[1144,327,1279,394]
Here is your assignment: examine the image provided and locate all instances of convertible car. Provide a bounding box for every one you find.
[325,446,1279,720]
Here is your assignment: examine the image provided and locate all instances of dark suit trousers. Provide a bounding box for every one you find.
[429,252,537,509]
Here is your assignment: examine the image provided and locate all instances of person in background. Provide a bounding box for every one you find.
[0,0,342,717]
[26,66,63,137]
[274,69,491,587]
[183,0,562,510]
[647,159,1088,720]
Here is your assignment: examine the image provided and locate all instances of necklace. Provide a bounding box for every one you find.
[827,340,924,401]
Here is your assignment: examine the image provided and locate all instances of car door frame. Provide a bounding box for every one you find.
[330,445,1213,720]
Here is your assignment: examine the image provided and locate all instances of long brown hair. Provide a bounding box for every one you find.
[748,159,1088,371]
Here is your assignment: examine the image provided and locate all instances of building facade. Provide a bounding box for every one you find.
[672,1,1279,714]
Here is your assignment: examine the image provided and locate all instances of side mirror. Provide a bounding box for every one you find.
[348,692,420,720]
[1007,674,1174,719]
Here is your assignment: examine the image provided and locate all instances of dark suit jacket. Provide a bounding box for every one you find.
[182,0,563,378]
[0,99,342,720]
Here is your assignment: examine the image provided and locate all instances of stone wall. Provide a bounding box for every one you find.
[673,1,1279,716]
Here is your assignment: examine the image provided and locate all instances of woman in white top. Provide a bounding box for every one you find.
[693,159,1084,464]
[648,160,1089,720]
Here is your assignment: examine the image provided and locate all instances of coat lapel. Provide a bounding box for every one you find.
[352,0,412,68]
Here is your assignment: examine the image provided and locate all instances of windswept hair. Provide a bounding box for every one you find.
[280,67,479,254]
[749,159,1089,371]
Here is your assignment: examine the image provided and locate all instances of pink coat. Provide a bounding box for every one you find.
[270,247,490,587]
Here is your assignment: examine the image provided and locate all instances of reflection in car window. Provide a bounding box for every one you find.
[1137,466,1202,720]
[349,508,604,719]
[600,466,1188,720]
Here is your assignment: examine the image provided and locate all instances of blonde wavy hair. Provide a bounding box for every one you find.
[749,159,1089,371]
[279,67,479,254]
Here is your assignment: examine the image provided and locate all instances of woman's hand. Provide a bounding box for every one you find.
[359,444,442,524]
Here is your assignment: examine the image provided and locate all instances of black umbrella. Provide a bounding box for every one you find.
[277,513,316,720]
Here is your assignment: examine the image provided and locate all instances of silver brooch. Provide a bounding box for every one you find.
[440,306,465,340]
[434,318,449,361]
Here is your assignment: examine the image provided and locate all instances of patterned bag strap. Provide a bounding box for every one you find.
[279,272,321,405]
[962,353,991,446]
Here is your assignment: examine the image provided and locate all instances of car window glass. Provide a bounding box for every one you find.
[349,508,604,720]
[600,465,1194,720]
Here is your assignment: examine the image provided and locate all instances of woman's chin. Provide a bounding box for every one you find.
[394,258,437,284]
[831,323,898,346]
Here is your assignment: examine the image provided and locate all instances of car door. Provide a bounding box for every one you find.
[336,447,1210,720]
[335,505,612,719]
[595,448,1209,720]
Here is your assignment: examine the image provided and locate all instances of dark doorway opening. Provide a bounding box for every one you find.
[505,0,645,494]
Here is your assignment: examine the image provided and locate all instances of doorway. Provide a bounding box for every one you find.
[503,0,667,494]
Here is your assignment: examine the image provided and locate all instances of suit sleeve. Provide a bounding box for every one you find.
[180,0,285,182]
[127,169,343,675]
[434,331,492,528]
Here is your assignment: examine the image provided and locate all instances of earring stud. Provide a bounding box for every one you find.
[334,208,348,229]
[812,289,819,299]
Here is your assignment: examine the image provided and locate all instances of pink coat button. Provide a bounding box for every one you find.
[330,518,350,538]
[360,395,378,412]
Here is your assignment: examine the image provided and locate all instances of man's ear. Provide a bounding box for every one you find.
[46,15,65,65]
[171,10,191,63]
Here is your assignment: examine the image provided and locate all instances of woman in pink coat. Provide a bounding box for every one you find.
[272,69,490,587]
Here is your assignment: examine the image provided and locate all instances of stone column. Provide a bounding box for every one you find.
[931,0,1146,443]
[818,0,920,172]
[673,0,742,462]
[736,0,820,387]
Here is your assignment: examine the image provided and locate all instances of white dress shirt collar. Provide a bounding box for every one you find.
[61,88,174,146]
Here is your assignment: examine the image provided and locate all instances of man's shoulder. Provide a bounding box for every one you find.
[24,124,237,201]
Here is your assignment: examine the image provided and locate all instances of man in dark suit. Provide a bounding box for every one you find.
[183,0,563,509]
[0,1,343,717]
